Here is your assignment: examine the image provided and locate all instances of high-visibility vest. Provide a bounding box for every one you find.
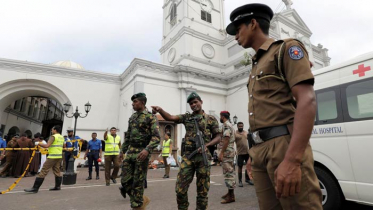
[162,139,171,156]
[105,134,121,155]
[48,134,64,159]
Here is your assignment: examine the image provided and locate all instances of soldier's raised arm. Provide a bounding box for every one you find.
[151,106,180,122]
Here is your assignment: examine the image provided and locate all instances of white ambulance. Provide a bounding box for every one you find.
[311,52,373,210]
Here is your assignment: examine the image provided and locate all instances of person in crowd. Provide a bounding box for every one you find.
[12,134,33,178]
[103,127,121,186]
[161,132,173,178]
[152,92,221,210]
[226,3,322,209]
[234,122,253,186]
[64,129,81,171]
[219,111,236,204]
[120,93,160,209]
[0,134,18,178]
[84,132,102,180]
[38,136,47,173]
[29,133,42,175]
[24,125,65,193]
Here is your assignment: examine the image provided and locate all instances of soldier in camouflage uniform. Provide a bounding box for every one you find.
[218,111,236,204]
[152,92,221,210]
[120,93,160,210]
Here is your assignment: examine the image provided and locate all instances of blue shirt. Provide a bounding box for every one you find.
[0,137,6,148]
[87,139,102,151]
[64,136,80,148]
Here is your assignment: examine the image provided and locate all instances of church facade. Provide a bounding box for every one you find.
[0,0,330,150]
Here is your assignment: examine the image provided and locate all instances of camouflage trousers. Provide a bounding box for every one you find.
[221,157,236,189]
[121,152,149,208]
[176,154,210,210]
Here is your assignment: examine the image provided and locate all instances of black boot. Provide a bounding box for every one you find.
[96,171,100,180]
[24,177,44,193]
[119,186,126,199]
[50,176,62,191]
[245,170,250,183]
[86,172,92,180]
[238,172,243,187]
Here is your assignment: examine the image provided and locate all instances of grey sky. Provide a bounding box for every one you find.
[0,0,372,74]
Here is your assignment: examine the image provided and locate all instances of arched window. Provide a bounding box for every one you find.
[33,101,39,118]
[28,98,35,116]
[200,0,212,23]
[170,3,177,27]
[20,98,26,112]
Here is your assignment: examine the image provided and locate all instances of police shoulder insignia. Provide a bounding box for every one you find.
[288,45,304,60]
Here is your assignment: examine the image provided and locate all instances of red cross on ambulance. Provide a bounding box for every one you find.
[353,64,371,77]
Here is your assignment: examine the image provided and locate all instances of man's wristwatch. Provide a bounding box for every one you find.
[144,147,150,153]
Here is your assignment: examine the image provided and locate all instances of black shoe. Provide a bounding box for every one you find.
[248,180,254,185]
[163,174,167,178]
[239,181,243,187]
[111,177,117,184]
[245,180,250,184]
[119,186,126,199]
[24,177,44,193]
[106,183,110,186]
[86,172,92,180]
[50,177,62,191]
[96,176,100,180]
[165,175,169,178]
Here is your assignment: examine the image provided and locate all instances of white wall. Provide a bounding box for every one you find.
[0,112,43,137]
[0,61,121,141]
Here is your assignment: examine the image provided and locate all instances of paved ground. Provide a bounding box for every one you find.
[0,165,372,210]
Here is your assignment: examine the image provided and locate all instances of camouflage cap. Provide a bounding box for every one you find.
[131,92,147,101]
[187,91,201,103]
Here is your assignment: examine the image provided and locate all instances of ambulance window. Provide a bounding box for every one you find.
[317,91,338,121]
[346,80,373,119]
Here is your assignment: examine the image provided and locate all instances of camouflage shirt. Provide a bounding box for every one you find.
[221,121,235,158]
[122,109,160,154]
[177,111,219,148]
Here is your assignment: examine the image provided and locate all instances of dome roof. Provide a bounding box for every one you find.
[51,60,85,70]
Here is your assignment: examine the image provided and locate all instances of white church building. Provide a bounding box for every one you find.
[0,0,330,151]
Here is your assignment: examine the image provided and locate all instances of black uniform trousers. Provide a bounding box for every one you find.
[88,150,99,174]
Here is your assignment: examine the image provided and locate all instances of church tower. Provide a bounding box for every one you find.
[159,0,226,72]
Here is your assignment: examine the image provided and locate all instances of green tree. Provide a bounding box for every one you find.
[240,52,252,67]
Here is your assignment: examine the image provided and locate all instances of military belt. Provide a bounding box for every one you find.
[249,125,289,145]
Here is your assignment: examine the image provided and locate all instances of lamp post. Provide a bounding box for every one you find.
[233,115,238,125]
[62,101,91,185]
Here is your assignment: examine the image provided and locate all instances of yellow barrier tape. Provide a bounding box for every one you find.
[0,146,37,195]
[0,140,84,195]
[73,140,83,159]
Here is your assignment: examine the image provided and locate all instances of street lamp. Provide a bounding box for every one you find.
[62,101,92,185]
[233,115,238,125]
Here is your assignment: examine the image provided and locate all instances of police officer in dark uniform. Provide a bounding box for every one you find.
[226,3,322,210]
[84,132,102,180]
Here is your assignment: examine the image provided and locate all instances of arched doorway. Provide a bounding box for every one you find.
[7,126,20,139]
[0,79,72,140]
